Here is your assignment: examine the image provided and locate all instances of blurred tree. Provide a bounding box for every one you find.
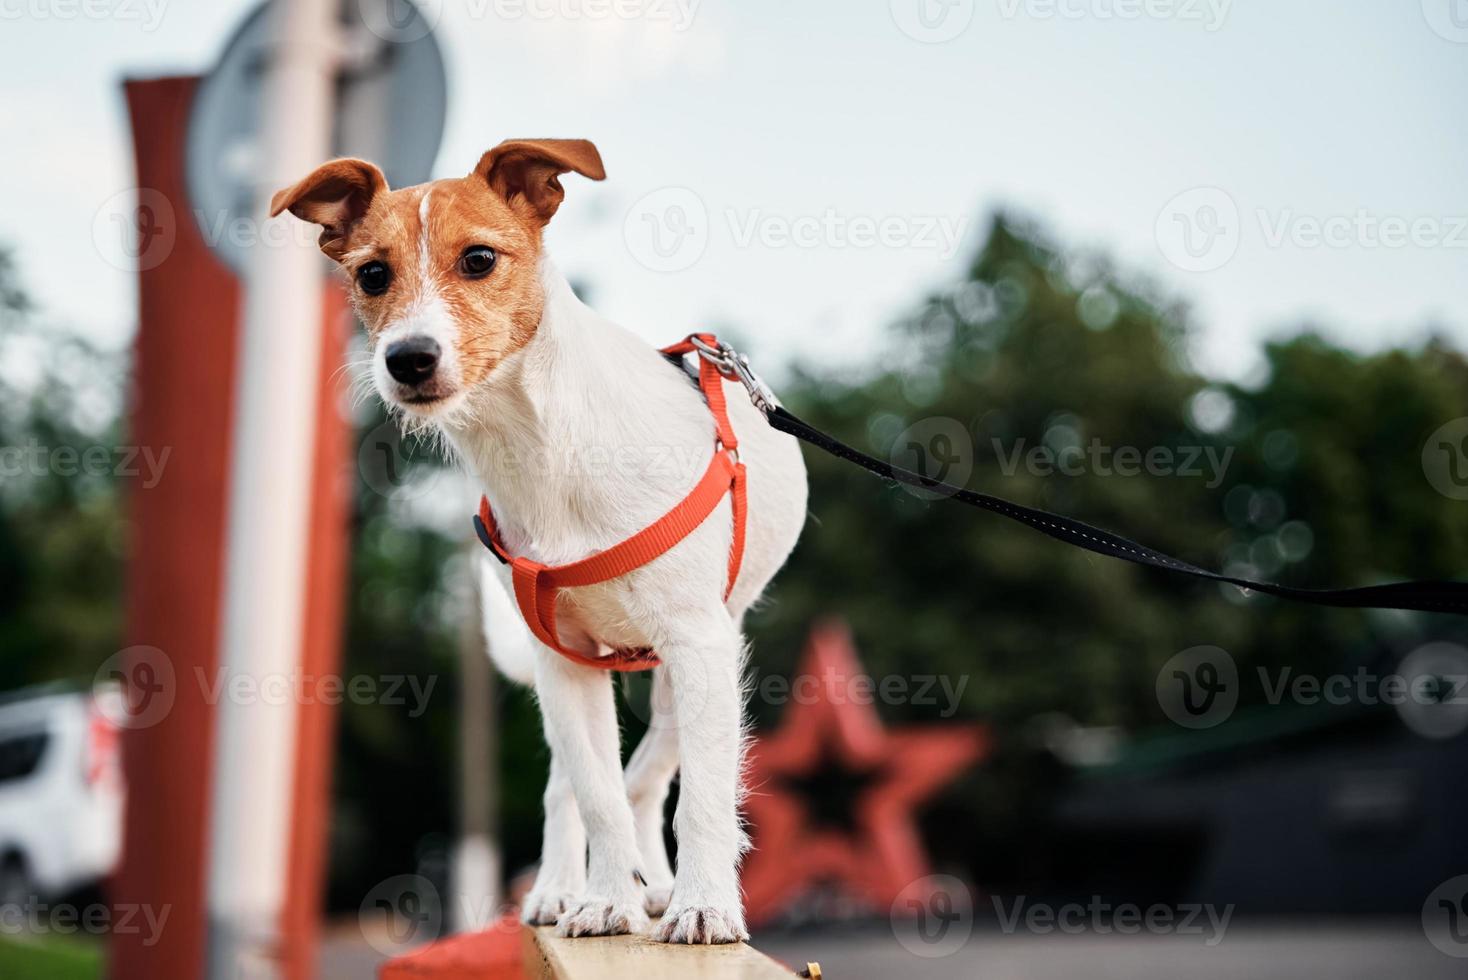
[745,214,1468,883]
[754,213,1468,729]
[0,248,125,692]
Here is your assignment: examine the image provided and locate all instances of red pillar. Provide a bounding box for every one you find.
[112,76,352,980]
[112,76,234,980]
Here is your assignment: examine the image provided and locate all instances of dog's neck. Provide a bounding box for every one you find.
[441,259,713,564]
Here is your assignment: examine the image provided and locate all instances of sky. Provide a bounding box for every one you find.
[2,0,1466,385]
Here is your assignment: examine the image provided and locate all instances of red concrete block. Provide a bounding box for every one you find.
[379,918,526,980]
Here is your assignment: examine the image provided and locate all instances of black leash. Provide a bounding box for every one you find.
[768,407,1467,616]
[681,337,1468,618]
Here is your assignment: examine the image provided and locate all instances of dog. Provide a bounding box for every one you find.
[271,139,808,944]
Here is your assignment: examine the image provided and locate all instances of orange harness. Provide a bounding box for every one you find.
[473,334,748,672]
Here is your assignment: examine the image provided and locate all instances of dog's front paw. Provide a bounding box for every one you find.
[555,898,650,937]
[653,906,748,945]
[521,888,581,926]
[643,882,673,917]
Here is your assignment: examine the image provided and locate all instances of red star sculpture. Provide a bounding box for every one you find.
[741,619,990,925]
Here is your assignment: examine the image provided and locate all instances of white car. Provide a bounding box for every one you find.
[0,685,125,908]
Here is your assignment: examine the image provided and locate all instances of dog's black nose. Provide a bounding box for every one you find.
[385,336,441,386]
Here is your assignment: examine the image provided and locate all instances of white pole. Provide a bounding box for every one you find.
[453,558,502,932]
[205,1,340,976]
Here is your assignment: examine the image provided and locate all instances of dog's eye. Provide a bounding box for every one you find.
[357,261,391,296]
[459,246,497,279]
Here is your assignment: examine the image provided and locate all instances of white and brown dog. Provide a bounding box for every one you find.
[272,139,808,944]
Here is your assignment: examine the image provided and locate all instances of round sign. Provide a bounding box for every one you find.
[185,0,447,276]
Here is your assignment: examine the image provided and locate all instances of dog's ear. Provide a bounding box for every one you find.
[473,139,605,226]
[269,158,388,260]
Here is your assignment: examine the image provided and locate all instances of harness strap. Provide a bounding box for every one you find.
[473,334,748,671]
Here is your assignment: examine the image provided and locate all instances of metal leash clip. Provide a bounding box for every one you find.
[689,335,777,417]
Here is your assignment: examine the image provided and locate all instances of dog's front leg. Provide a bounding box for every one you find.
[520,754,587,924]
[534,649,650,937]
[654,616,750,944]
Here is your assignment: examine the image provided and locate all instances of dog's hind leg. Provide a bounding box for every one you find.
[624,667,680,916]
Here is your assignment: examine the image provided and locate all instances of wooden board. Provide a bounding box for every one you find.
[523,927,798,980]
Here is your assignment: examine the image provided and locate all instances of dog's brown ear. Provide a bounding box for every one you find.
[269,158,388,260]
[474,139,605,225]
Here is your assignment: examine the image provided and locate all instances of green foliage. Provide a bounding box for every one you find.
[750,214,1468,746]
[0,251,125,692]
[0,936,102,980]
[741,215,1468,866]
